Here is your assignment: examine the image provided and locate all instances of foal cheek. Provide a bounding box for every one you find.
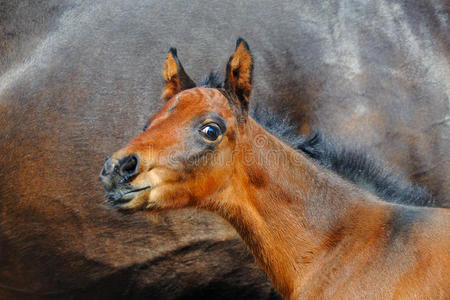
[186,172,224,203]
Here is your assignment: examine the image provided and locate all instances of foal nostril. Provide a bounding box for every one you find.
[118,153,140,180]
[99,154,140,187]
[101,157,113,176]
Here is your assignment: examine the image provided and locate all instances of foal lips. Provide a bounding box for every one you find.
[106,186,151,205]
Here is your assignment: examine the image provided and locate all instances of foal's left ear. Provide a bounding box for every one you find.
[224,38,253,114]
[161,48,196,101]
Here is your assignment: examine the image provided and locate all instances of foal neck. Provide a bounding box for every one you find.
[211,118,390,299]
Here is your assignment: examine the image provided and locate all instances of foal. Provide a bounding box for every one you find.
[99,39,449,299]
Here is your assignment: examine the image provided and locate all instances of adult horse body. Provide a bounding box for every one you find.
[100,39,449,299]
[1,0,449,298]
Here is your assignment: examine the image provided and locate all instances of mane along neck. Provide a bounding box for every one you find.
[208,117,392,299]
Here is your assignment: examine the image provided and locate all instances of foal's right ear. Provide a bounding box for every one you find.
[161,48,196,101]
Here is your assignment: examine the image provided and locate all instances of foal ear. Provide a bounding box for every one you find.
[161,48,196,101]
[224,38,253,113]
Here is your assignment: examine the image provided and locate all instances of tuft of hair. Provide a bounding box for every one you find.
[251,106,435,207]
[199,71,223,88]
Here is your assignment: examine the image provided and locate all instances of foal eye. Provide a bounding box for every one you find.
[199,123,222,142]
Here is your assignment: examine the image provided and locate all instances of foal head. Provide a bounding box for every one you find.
[99,39,255,211]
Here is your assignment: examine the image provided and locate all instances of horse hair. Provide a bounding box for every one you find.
[200,72,435,207]
[199,71,224,89]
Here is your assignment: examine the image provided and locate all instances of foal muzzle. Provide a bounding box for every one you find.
[99,154,142,203]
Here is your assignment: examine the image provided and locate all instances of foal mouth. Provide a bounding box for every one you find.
[106,186,151,205]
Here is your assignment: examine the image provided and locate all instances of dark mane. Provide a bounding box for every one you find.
[199,71,223,88]
[250,105,435,207]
